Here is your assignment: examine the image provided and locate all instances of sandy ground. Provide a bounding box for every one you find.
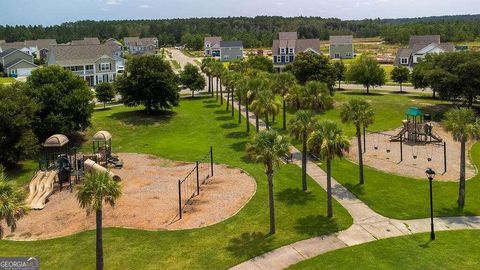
[347,123,476,181]
[6,153,256,240]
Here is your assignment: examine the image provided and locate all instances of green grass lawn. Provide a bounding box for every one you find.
[288,230,480,270]
[170,59,181,70]
[0,77,15,84]
[268,90,480,219]
[182,50,204,58]
[1,97,352,269]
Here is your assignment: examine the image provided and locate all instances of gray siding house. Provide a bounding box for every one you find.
[329,35,354,59]
[220,41,243,61]
[0,48,38,77]
[47,44,117,86]
[204,36,222,57]
[124,37,158,55]
[394,35,455,67]
[272,32,320,71]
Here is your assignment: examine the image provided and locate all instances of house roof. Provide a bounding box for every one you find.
[439,42,455,52]
[0,42,27,51]
[220,40,243,48]
[4,59,38,69]
[124,37,158,46]
[25,39,57,48]
[272,39,320,55]
[409,35,441,48]
[205,36,222,45]
[49,44,115,66]
[105,38,122,47]
[296,39,320,54]
[71,37,100,46]
[394,48,413,65]
[279,32,298,40]
[329,35,353,45]
[0,48,17,58]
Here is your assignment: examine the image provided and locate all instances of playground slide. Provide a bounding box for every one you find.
[84,159,121,181]
[30,171,58,210]
[26,171,46,205]
[390,127,407,141]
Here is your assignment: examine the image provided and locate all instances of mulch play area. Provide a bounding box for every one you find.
[6,153,256,240]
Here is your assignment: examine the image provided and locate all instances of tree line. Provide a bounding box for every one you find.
[2,14,480,47]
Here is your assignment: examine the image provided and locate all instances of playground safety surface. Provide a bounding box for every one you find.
[5,153,256,240]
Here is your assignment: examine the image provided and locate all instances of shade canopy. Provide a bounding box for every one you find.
[406,107,424,117]
[92,131,112,142]
[43,134,69,148]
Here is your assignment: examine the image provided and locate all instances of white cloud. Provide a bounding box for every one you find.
[139,4,151,8]
[105,0,121,5]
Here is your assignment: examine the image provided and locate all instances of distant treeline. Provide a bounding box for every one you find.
[1,15,480,48]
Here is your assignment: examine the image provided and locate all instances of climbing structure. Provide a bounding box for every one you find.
[390,107,442,143]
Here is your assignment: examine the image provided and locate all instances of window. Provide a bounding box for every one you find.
[289,55,294,62]
[223,55,229,61]
[99,63,111,71]
[85,65,94,71]
[280,48,285,54]
[401,57,409,65]
[289,47,294,54]
[286,56,290,63]
[346,52,352,57]
[236,55,242,60]
[334,53,340,59]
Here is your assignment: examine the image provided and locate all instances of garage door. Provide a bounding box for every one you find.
[16,68,34,77]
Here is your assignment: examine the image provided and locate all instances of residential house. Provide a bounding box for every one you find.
[0,48,38,77]
[105,38,124,73]
[394,35,455,67]
[71,37,101,46]
[272,32,320,71]
[124,37,158,54]
[329,35,354,59]
[0,39,57,61]
[47,44,117,86]
[219,41,243,61]
[204,36,222,57]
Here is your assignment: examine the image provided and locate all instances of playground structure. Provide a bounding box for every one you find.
[27,131,122,210]
[351,108,474,181]
[92,131,123,169]
[390,107,442,143]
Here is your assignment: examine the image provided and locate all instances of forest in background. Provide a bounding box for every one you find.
[1,15,480,49]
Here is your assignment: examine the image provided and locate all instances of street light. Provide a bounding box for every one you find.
[426,168,436,240]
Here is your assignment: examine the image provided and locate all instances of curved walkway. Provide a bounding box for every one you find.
[168,50,480,270]
[228,97,480,270]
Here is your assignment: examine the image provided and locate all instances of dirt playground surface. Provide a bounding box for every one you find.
[347,123,476,181]
[6,153,256,240]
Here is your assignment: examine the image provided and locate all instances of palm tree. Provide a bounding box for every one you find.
[230,72,242,118]
[0,166,28,239]
[308,121,350,217]
[77,171,122,270]
[443,107,480,207]
[247,74,270,132]
[302,81,334,112]
[236,77,249,127]
[223,70,233,111]
[340,99,374,185]
[246,130,290,234]
[251,88,281,130]
[289,110,318,191]
[285,83,304,110]
[201,58,213,94]
[272,72,296,130]
[211,62,224,101]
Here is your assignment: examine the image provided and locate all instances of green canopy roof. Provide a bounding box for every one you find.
[406,107,424,117]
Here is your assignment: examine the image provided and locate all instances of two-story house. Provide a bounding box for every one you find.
[272,32,320,71]
[47,44,117,86]
[0,48,38,77]
[0,39,57,61]
[394,35,455,68]
[70,37,101,46]
[219,41,243,61]
[204,36,222,57]
[329,35,354,59]
[124,37,158,55]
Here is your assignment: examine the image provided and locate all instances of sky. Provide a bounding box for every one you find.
[1,0,480,26]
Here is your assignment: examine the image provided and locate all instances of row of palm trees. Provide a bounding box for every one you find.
[201,59,333,133]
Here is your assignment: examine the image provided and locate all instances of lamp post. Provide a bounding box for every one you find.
[426,168,436,240]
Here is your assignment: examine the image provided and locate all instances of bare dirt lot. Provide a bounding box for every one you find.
[7,153,256,240]
[347,123,476,181]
